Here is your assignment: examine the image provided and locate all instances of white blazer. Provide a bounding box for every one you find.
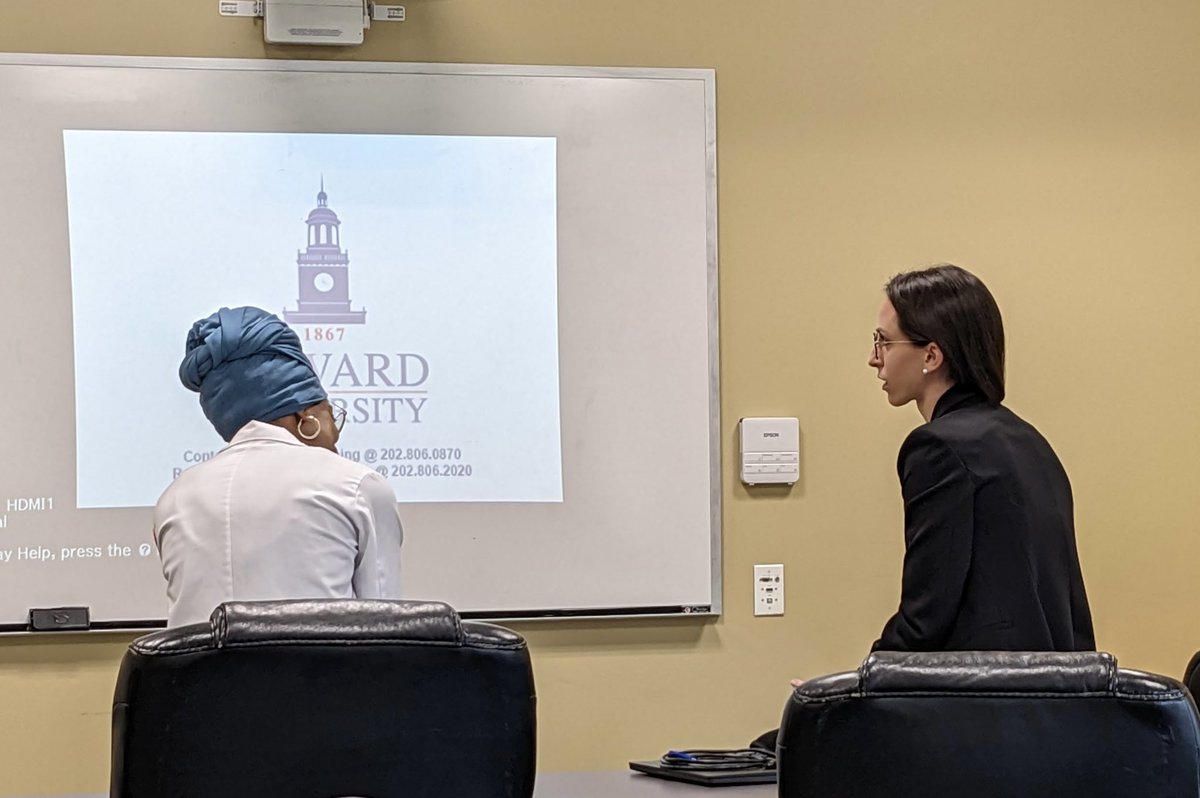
[154,421,404,627]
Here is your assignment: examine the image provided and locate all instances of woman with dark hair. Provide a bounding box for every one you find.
[751,265,1095,752]
[868,263,1094,651]
[153,306,404,627]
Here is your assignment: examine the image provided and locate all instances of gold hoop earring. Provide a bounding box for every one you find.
[298,415,322,441]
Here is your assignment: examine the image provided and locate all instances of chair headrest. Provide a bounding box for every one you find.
[130,599,478,655]
[861,650,1116,693]
[211,599,465,647]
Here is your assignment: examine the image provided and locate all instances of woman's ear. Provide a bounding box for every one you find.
[924,342,946,373]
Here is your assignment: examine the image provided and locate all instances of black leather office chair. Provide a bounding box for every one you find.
[779,650,1200,798]
[111,599,536,798]
[1184,650,1200,698]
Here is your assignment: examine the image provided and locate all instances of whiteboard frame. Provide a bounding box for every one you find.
[0,53,721,629]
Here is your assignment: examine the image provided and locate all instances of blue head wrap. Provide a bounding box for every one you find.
[179,307,328,442]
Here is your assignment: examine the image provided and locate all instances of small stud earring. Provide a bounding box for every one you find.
[922,368,928,375]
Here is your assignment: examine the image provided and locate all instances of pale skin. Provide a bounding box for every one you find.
[792,297,956,691]
[269,399,343,453]
[867,297,955,423]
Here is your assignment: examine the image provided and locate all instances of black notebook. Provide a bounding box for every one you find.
[628,759,777,787]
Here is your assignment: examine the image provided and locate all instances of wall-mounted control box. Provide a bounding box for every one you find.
[740,417,799,486]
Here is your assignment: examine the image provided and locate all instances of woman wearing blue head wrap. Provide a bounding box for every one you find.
[152,307,404,627]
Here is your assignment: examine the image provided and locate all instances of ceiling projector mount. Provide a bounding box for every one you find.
[218,0,406,46]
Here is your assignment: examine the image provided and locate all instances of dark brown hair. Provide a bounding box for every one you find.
[885,264,1006,405]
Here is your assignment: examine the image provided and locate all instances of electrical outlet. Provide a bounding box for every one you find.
[753,563,784,616]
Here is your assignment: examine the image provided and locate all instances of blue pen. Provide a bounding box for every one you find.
[667,750,698,762]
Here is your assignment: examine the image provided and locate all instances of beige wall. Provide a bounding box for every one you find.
[3,1,1200,792]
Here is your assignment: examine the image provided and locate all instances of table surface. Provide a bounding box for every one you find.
[536,770,776,796]
[29,770,777,798]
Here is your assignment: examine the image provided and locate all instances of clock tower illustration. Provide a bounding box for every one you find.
[283,178,367,325]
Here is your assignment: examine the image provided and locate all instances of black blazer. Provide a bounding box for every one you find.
[873,384,1095,652]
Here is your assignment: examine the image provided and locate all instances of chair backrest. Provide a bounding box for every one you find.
[1184,650,1200,697]
[111,599,536,798]
[779,650,1200,798]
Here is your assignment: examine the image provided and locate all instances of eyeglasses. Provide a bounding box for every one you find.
[330,403,347,432]
[872,331,924,359]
